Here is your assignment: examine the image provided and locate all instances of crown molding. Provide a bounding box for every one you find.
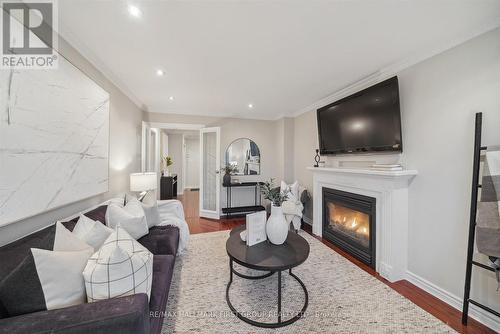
[57,22,147,111]
[291,18,500,118]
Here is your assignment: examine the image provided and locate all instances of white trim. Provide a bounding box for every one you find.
[57,23,146,111]
[141,122,148,172]
[406,271,500,333]
[307,167,418,178]
[182,134,187,194]
[292,19,500,118]
[143,122,206,131]
[199,127,221,220]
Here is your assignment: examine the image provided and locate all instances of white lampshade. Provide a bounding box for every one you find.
[130,172,157,192]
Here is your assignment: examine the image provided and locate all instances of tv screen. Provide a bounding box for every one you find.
[317,76,402,155]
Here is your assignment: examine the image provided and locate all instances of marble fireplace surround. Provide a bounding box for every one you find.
[308,167,418,282]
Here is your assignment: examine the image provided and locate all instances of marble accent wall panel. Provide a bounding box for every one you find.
[0,53,109,226]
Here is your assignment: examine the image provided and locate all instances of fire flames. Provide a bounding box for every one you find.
[327,202,370,246]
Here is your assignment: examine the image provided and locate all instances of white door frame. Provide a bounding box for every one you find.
[199,127,221,220]
[181,134,187,192]
[142,122,205,172]
[141,122,161,172]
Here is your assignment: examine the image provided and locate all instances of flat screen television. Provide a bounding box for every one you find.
[317,76,402,155]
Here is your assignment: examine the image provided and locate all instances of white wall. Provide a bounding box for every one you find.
[400,27,500,328]
[292,27,500,330]
[143,112,284,208]
[167,134,184,194]
[184,136,200,188]
[0,37,143,246]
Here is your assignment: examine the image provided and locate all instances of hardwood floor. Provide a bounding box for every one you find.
[178,190,495,334]
[178,189,244,234]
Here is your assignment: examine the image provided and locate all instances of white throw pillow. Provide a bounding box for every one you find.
[142,202,161,228]
[73,215,113,251]
[281,181,299,201]
[32,247,94,310]
[83,226,153,303]
[53,222,93,251]
[106,197,149,239]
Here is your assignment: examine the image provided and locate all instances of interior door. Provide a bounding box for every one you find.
[199,127,220,219]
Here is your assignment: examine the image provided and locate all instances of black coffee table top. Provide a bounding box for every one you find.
[226,225,310,271]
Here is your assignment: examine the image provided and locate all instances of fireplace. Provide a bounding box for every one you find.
[322,188,376,268]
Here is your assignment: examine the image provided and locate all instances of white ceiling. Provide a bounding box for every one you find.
[58,1,500,120]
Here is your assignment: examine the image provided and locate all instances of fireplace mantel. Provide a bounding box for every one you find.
[307,167,417,282]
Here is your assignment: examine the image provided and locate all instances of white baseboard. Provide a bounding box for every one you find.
[406,270,500,332]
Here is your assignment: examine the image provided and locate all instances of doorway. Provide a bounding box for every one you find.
[141,122,220,220]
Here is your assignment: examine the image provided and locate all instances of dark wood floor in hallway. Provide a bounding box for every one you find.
[179,189,244,234]
[177,190,495,334]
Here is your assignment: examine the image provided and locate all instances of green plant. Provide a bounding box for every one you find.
[161,156,173,170]
[220,164,239,174]
[260,178,289,207]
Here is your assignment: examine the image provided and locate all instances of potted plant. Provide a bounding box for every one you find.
[221,165,238,186]
[161,156,173,176]
[260,179,290,245]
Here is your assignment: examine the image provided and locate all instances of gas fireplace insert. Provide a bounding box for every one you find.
[322,188,376,268]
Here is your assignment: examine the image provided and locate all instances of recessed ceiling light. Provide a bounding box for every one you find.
[156,69,165,76]
[169,96,175,101]
[248,103,254,109]
[128,4,141,18]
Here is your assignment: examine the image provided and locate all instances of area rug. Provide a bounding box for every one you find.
[162,230,456,333]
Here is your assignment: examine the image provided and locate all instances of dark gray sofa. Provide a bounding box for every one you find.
[0,204,179,334]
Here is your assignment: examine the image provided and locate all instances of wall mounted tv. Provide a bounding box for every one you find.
[317,76,402,155]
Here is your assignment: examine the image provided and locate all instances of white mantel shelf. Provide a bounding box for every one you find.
[307,167,418,178]
[307,166,418,283]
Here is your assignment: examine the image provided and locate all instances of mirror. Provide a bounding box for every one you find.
[225,138,261,175]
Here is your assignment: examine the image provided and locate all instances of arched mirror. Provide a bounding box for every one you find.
[225,138,261,175]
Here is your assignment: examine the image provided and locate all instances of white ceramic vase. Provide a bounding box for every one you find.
[266,204,288,245]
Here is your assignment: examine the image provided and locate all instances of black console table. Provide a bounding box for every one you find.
[160,174,177,200]
[222,182,265,217]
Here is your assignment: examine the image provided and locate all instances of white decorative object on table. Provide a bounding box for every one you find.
[240,230,247,242]
[260,179,291,245]
[266,204,288,245]
[246,211,266,246]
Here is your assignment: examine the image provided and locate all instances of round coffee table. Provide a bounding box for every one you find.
[225,225,310,328]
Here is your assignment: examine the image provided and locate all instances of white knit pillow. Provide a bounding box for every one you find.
[142,202,161,228]
[83,226,153,303]
[73,215,113,251]
[106,197,149,239]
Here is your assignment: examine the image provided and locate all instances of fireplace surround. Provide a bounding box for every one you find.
[323,188,376,268]
[308,167,417,282]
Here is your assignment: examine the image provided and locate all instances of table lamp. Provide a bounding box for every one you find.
[130,172,157,202]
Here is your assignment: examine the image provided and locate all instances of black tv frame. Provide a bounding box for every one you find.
[317,76,403,156]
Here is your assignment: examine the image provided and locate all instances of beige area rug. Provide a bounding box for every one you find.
[162,230,456,333]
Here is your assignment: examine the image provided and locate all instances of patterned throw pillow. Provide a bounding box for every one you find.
[83,226,153,303]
